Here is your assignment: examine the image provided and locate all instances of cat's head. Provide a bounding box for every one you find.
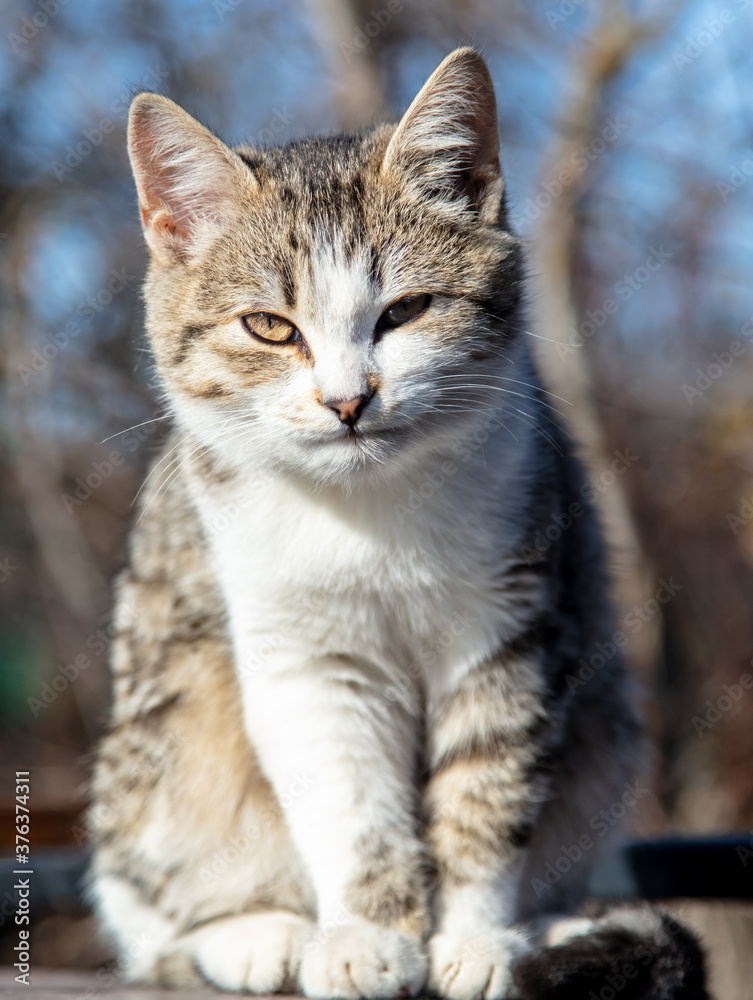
[129,48,526,488]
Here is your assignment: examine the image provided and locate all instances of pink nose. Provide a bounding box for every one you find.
[325,394,372,427]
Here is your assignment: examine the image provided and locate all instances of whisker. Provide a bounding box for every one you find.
[131,439,184,510]
[100,415,167,445]
[433,374,573,407]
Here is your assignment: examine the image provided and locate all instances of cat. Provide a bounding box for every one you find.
[89,47,708,1000]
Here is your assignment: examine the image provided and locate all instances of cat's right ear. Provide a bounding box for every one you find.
[381,48,503,224]
[128,93,253,262]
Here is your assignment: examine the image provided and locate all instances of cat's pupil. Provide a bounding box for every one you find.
[377,294,430,335]
[242,312,299,344]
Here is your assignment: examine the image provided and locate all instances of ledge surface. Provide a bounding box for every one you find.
[0,968,228,999]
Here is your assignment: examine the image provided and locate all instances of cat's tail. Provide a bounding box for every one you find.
[511,905,709,1000]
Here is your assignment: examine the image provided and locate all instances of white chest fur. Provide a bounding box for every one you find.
[190,437,538,710]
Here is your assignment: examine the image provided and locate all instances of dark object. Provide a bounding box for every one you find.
[0,848,87,916]
[512,910,710,1000]
[588,835,753,900]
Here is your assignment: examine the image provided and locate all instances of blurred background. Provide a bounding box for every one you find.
[0,0,752,993]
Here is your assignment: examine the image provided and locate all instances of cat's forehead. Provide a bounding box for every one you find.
[225,130,450,299]
[237,133,379,187]
[234,132,382,231]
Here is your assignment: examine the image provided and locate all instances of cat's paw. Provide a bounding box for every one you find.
[301,917,427,999]
[193,910,314,993]
[429,926,530,1000]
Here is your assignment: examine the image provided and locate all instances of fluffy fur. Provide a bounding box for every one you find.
[512,908,709,1000]
[89,48,706,999]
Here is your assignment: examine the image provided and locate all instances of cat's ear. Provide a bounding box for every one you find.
[382,48,503,223]
[128,93,252,261]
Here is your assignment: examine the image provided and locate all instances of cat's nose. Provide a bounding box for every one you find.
[325,393,372,428]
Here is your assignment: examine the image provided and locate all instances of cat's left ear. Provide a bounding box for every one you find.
[381,48,503,223]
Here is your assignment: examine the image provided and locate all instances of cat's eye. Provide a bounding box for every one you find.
[242,312,301,344]
[375,294,431,335]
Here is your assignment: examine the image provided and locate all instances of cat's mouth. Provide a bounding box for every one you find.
[301,423,404,444]
[296,424,410,459]
[337,425,402,444]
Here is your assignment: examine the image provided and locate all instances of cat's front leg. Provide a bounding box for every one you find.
[425,653,551,1000]
[238,651,429,999]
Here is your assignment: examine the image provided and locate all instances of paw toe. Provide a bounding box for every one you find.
[194,910,313,993]
[301,918,426,999]
[429,926,530,1000]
